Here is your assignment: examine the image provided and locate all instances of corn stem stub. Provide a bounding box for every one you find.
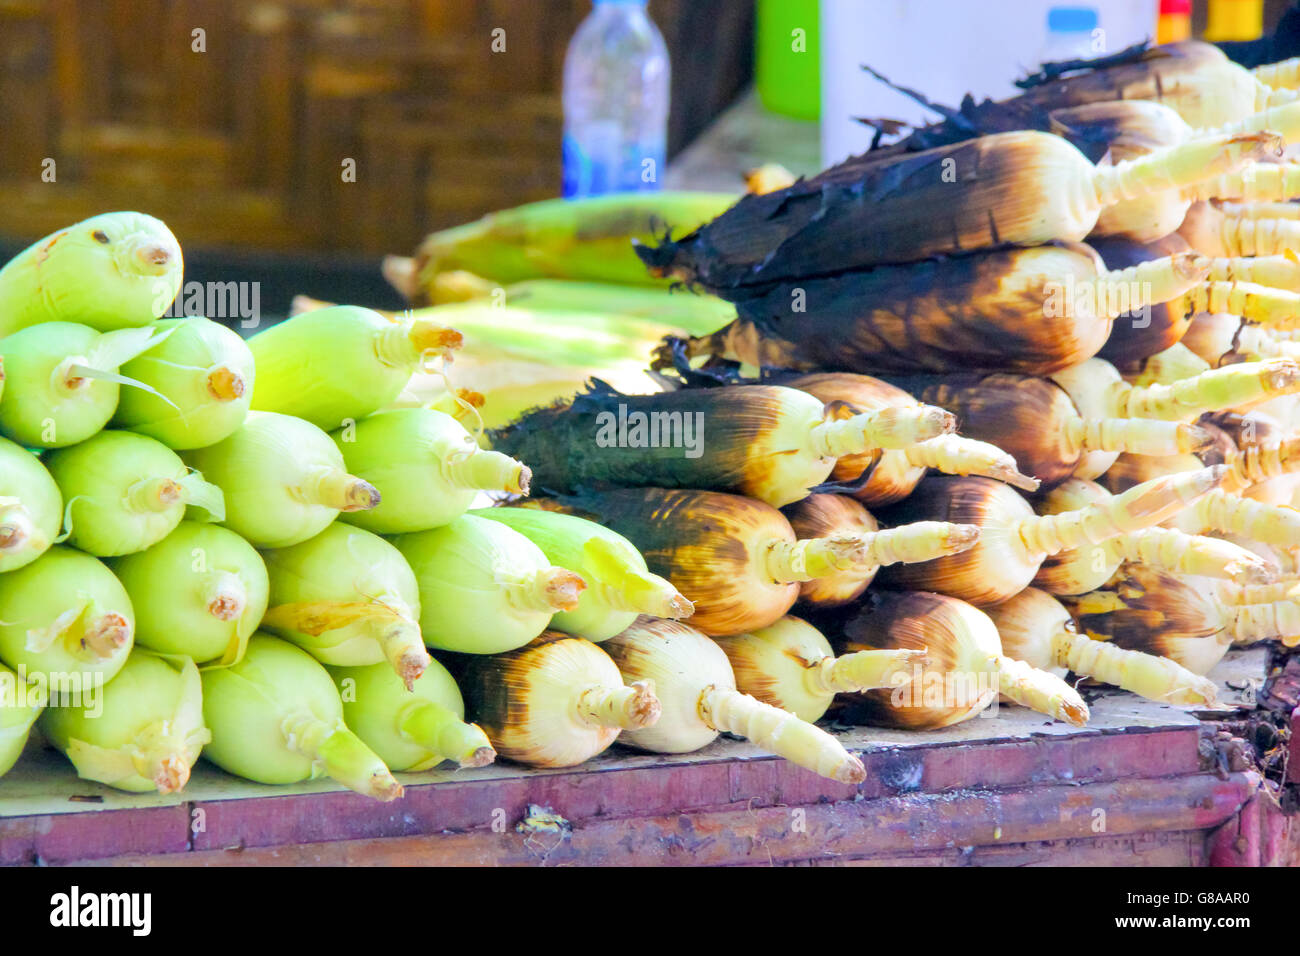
[44,430,224,558]
[0,546,134,687]
[107,521,268,667]
[0,437,61,574]
[406,191,739,298]
[200,634,402,800]
[830,591,1086,729]
[183,411,379,549]
[524,489,862,636]
[247,305,461,431]
[392,514,585,655]
[461,631,660,768]
[1032,478,1276,594]
[713,615,922,723]
[604,617,866,783]
[39,652,209,794]
[490,384,952,509]
[470,507,691,642]
[643,130,1275,292]
[770,372,1039,504]
[0,322,173,448]
[784,493,979,608]
[1178,201,1300,257]
[0,661,42,779]
[259,522,429,687]
[111,317,255,450]
[0,213,183,337]
[329,659,494,772]
[332,408,528,534]
[987,588,1219,706]
[1186,163,1300,203]
[876,468,1224,606]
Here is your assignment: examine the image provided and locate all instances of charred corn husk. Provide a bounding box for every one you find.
[780,372,1039,505]
[784,493,979,608]
[875,468,1226,606]
[1031,477,1276,594]
[831,591,1089,729]
[862,42,1294,154]
[522,488,873,636]
[460,632,661,768]
[659,244,1208,376]
[639,130,1274,291]
[714,616,922,723]
[604,617,867,783]
[392,191,738,302]
[489,383,954,508]
[1128,343,1215,387]
[880,371,1212,488]
[987,588,1219,705]
[1064,565,1300,668]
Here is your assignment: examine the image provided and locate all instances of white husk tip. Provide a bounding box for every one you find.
[154,754,191,795]
[206,591,245,622]
[206,366,247,401]
[460,745,497,769]
[541,567,586,611]
[340,479,382,512]
[511,464,532,496]
[83,614,131,659]
[624,680,662,729]
[396,648,431,692]
[1228,559,1278,586]
[368,772,405,802]
[834,754,867,784]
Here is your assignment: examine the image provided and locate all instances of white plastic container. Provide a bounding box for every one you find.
[820,0,1158,166]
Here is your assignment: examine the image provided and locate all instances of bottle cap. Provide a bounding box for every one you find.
[1047,6,1100,32]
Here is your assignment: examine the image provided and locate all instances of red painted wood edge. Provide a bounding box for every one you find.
[0,725,1203,865]
[1205,773,1295,866]
[70,771,1257,867]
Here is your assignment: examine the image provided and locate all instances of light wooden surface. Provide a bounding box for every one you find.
[0,646,1265,820]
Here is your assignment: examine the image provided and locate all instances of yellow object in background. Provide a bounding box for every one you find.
[1157,0,1192,44]
[1204,0,1265,41]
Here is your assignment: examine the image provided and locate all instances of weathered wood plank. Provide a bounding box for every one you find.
[69,772,1258,867]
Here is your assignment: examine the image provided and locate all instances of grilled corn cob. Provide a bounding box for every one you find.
[604,617,868,783]
[779,372,1039,505]
[639,129,1274,290]
[660,244,1208,376]
[879,371,1212,488]
[460,632,661,768]
[490,383,954,508]
[986,588,1219,705]
[1031,477,1276,595]
[713,615,922,723]
[874,469,1225,606]
[1063,564,1300,669]
[784,493,979,608]
[523,488,889,636]
[831,591,1088,729]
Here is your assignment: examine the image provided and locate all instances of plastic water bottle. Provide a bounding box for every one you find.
[562,0,670,199]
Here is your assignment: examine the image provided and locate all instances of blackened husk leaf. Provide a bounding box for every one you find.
[489,384,791,496]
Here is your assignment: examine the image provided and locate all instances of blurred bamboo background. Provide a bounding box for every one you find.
[0,0,754,256]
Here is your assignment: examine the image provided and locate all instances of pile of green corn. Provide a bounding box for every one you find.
[0,206,890,799]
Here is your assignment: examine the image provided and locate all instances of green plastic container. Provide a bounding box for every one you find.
[756,0,820,120]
